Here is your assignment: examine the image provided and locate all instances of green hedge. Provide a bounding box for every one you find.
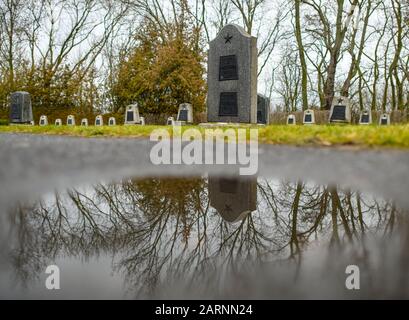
[0,119,9,126]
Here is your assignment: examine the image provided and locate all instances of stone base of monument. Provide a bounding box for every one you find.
[199,122,259,128]
[10,123,34,126]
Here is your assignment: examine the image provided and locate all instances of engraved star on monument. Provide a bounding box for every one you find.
[224,34,233,44]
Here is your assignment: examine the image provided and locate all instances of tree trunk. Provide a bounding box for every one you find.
[295,0,308,110]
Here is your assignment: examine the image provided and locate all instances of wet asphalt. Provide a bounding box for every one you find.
[0,133,408,209]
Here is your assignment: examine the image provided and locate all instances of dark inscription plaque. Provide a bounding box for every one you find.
[381,118,388,125]
[167,119,172,125]
[361,114,370,123]
[40,119,45,125]
[220,178,238,194]
[304,114,312,123]
[10,95,22,121]
[219,92,238,117]
[331,105,346,121]
[68,119,72,125]
[288,118,294,124]
[178,110,188,122]
[96,119,101,125]
[110,120,114,125]
[219,55,238,81]
[127,111,134,122]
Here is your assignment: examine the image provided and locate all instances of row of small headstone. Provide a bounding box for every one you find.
[287,110,316,125]
[39,114,146,126]
[287,96,393,126]
[9,92,147,126]
[287,112,392,126]
[9,91,194,126]
[359,112,391,125]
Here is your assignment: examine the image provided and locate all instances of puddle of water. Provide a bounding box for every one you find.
[1,175,409,299]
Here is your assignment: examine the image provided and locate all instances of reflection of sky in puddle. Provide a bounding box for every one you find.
[1,175,409,299]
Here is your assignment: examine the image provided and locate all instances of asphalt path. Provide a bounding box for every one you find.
[0,133,408,209]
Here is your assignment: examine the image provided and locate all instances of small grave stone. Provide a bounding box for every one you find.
[257,94,270,124]
[359,111,372,125]
[55,119,62,126]
[124,104,141,125]
[177,103,193,124]
[108,117,116,126]
[167,117,175,125]
[67,115,75,126]
[287,114,296,125]
[303,109,315,125]
[95,115,103,126]
[81,118,88,126]
[379,113,390,126]
[207,24,258,124]
[209,176,257,223]
[329,96,352,123]
[9,92,33,124]
[39,115,48,126]
[140,117,145,126]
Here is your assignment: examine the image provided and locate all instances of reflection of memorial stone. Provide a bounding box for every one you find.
[209,176,257,223]
[95,115,103,126]
[303,109,315,125]
[55,119,62,126]
[359,111,372,125]
[9,92,33,124]
[379,113,390,126]
[177,103,193,124]
[287,114,296,125]
[39,115,48,126]
[329,96,351,123]
[67,115,75,126]
[257,94,270,124]
[207,24,258,123]
[124,104,141,125]
[108,117,116,126]
[81,118,88,126]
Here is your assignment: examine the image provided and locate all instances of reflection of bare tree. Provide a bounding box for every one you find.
[5,177,406,296]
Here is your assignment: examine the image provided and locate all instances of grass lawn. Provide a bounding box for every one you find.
[1,124,409,149]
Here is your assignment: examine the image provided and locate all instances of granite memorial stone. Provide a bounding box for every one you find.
[207,24,258,124]
[124,104,141,125]
[303,109,315,125]
[359,111,372,125]
[167,117,175,125]
[108,117,116,126]
[95,115,103,126]
[329,96,352,123]
[81,118,88,126]
[55,119,62,126]
[9,92,33,124]
[379,113,390,126]
[287,114,296,125]
[140,117,145,126]
[257,94,270,124]
[39,115,48,126]
[177,103,193,124]
[67,115,75,126]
